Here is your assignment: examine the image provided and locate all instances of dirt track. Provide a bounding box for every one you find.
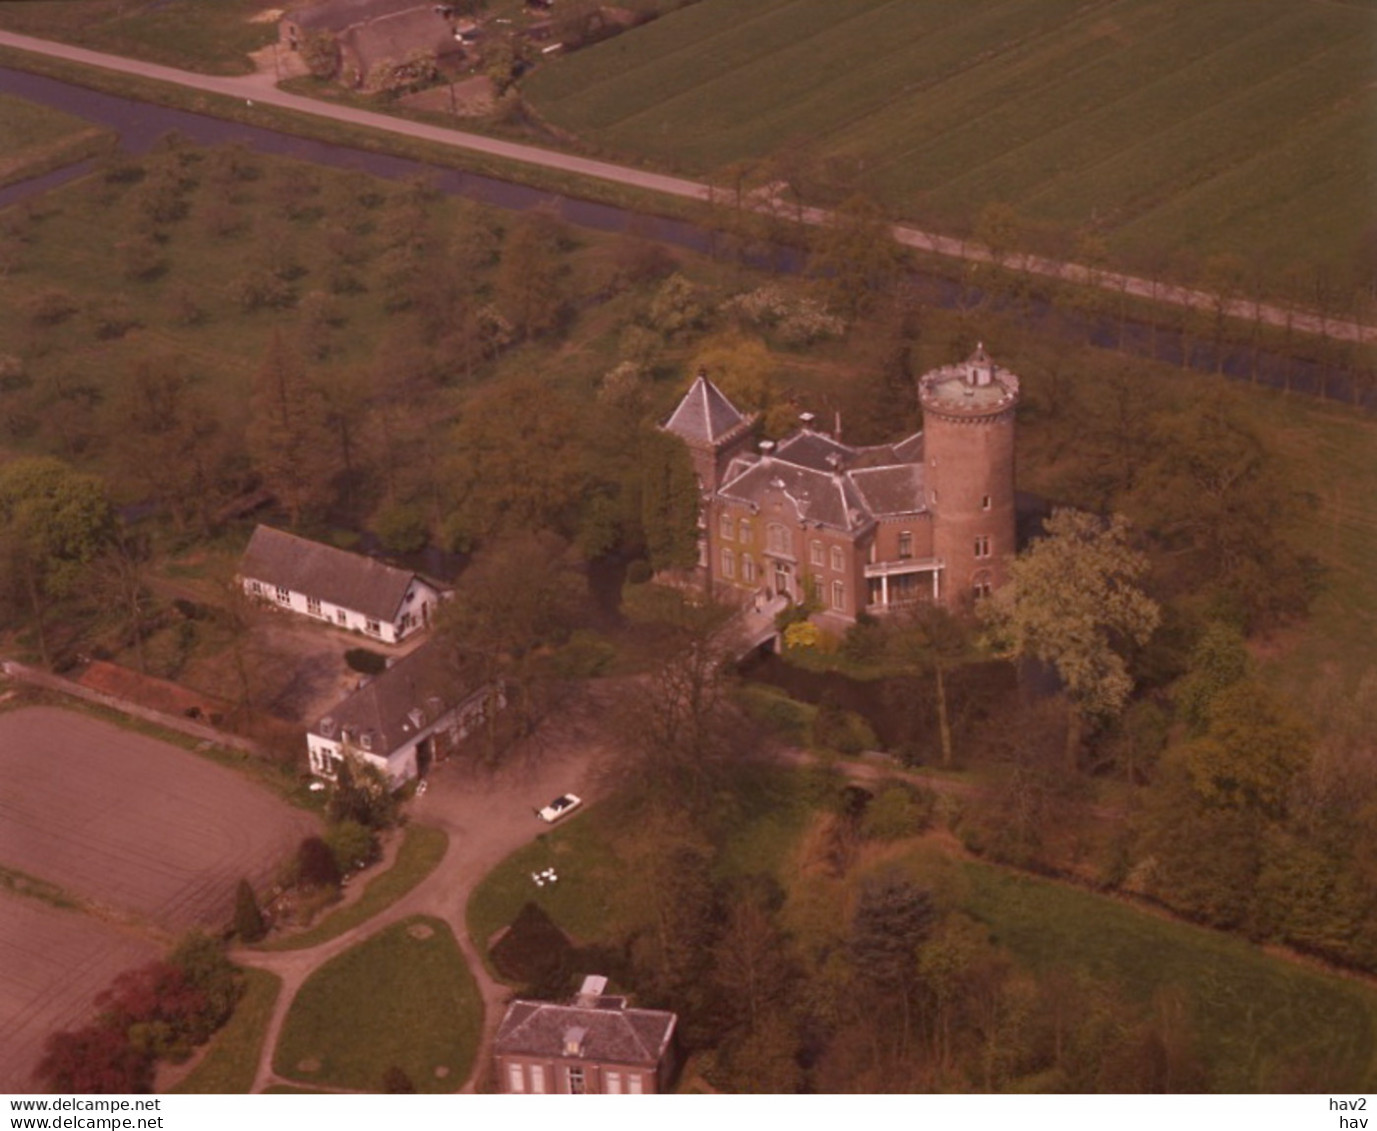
[0,707,318,931]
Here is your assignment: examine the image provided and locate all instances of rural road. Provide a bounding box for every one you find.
[1,29,1372,348]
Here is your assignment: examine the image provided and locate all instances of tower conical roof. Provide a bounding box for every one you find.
[663,370,747,445]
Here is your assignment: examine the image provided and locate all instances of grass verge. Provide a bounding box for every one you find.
[0,92,113,187]
[0,863,83,912]
[258,824,448,952]
[274,915,481,1093]
[170,967,281,1094]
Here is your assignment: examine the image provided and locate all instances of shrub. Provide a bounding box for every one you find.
[345,647,388,675]
[373,502,429,554]
[859,782,937,842]
[548,630,617,678]
[625,558,652,584]
[324,819,380,874]
[811,696,878,755]
[37,1025,152,1094]
[490,902,574,994]
[297,836,341,889]
[234,879,266,943]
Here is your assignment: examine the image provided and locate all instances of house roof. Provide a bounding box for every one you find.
[240,525,423,623]
[662,371,753,446]
[494,996,676,1068]
[308,640,481,757]
[343,6,463,75]
[718,427,927,532]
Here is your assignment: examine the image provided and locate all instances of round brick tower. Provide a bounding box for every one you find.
[918,344,1019,610]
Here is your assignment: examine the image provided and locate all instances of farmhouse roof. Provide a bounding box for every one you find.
[308,640,481,755]
[343,6,462,75]
[662,371,753,446]
[240,525,422,622]
[494,994,676,1068]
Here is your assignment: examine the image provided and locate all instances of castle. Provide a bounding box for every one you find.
[662,345,1019,622]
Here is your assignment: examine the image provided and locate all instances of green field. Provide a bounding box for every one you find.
[0,0,273,75]
[523,0,1377,287]
[274,916,482,1093]
[960,862,1377,1091]
[0,93,111,188]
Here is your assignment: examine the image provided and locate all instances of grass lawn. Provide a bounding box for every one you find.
[0,0,274,75]
[274,915,481,1093]
[258,824,449,952]
[171,967,281,1094]
[958,860,1377,1092]
[523,0,1376,293]
[467,770,818,967]
[0,94,112,188]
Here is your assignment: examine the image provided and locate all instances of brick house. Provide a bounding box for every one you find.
[239,525,443,645]
[494,977,677,1094]
[662,345,1019,622]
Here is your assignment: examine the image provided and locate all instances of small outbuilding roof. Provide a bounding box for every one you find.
[239,525,425,623]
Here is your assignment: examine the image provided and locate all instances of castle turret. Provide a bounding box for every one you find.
[918,345,1019,608]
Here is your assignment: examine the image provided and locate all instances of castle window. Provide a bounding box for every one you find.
[719,513,734,540]
[982,494,992,511]
[830,546,845,572]
[767,523,791,556]
[698,538,708,568]
[721,548,735,579]
[810,540,825,567]
[250,580,262,595]
[831,580,845,610]
[898,531,913,560]
[739,518,752,544]
[568,1067,586,1095]
[307,596,322,616]
[973,571,993,600]
[975,536,991,558]
[742,555,756,583]
[507,1063,525,1093]
[275,585,291,603]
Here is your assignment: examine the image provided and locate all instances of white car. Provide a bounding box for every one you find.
[537,794,582,823]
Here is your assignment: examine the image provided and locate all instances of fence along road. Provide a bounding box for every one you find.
[0,28,1372,348]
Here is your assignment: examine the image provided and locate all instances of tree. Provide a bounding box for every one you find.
[234,879,266,943]
[495,213,565,341]
[848,870,940,1052]
[808,194,903,317]
[297,836,342,889]
[0,457,114,667]
[638,428,702,572]
[326,753,399,830]
[1180,680,1311,819]
[884,605,967,768]
[36,1025,152,1094]
[246,332,331,525]
[980,508,1160,766]
[1173,621,1250,734]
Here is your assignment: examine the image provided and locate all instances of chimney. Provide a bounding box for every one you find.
[562,1026,589,1058]
[576,975,608,1005]
[799,411,816,430]
[759,440,775,458]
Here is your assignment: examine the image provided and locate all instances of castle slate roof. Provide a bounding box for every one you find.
[495,997,676,1068]
[240,525,423,622]
[719,427,927,532]
[662,372,751,445]
[309,640,481,756]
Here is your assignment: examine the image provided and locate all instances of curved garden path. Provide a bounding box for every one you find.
[233,691,617,1093]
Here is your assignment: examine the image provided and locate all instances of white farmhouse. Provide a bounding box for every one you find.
[238,525,443,644]
[306,641,503,787]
